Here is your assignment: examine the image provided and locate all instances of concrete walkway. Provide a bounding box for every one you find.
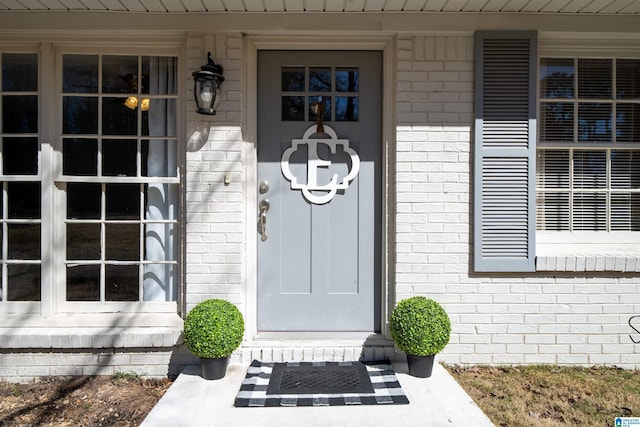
[142,362,494,427]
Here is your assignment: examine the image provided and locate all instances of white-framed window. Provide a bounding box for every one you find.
[0,43,182,315]
[537,57,640,233]
[0,50,41,309]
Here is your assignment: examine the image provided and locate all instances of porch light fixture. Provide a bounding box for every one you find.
[193,52,225,115]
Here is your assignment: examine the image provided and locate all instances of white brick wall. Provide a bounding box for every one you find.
[185,34,246,312]
[395,35,640,369]
[4,31,639,382]
[0,347,196,383]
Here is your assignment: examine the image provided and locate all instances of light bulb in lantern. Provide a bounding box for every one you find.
[124,96,138,110]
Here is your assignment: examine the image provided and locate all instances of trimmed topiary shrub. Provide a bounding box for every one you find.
[183,299,244,359]
[389,296,451,357]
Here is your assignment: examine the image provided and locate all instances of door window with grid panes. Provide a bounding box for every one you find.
[537,58,640,232]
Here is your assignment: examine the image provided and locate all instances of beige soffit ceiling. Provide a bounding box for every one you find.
[0,0,639,14]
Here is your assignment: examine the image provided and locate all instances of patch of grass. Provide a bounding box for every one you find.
[111,371,140,381]
[446,365,640,427]
[11,384,22,397]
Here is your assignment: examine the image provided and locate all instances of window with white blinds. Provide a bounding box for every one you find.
[537,58,640,232]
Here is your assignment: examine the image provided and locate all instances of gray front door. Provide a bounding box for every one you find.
[257,51,382,331]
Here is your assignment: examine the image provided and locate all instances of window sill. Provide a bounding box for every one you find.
[0,313,183,349]
[536,255,640,272]
[537,232,640,272]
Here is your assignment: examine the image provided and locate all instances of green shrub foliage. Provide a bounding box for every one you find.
[389,296,451,356]
[183,299,245,359]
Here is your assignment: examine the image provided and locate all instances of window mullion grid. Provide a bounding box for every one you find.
[100,183,106,303]
[137,55,143,301]
[331,66,335,121]
[137,56,142,180]
[569,147,574,231]
[139,183,144,301]
[98,55,104,179]
[609,59,616,232]
[1,184,5,302]
[612,59,618,144]
[606,148,612,232]
[570,59,577,232]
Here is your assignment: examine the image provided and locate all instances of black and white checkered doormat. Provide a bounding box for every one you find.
[234,360,410,407]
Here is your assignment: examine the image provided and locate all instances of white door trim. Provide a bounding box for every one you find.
[244,35,395,342]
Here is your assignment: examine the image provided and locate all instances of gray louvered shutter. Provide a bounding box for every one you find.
[474,31,537,272]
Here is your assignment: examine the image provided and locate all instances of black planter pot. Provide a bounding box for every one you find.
[200,356,229,380]
[406,354,435,378]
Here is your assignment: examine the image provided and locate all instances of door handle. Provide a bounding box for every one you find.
[258,199,270,241]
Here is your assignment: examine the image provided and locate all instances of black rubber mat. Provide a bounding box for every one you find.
[266,362,374,395]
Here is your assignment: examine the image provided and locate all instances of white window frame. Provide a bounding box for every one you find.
[0,39,185,317]
[0,43,44,315]
[537,35,640,259]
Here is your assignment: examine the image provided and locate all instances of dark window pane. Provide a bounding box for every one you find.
[103,97,138,135]
[8,264,40,301]
[63,54,98,93]
[573,192,606,230]
[142,140,177,177]
[3,137,38,175]
[540,102,574,142]
[2,95,37,133]
[578,59,611,99]
[536,192,570,231]
[282,96,304,121]
[103,139,137,176]
[66,265,100,301]
[63,96,98,134]
[143,56,177,95]
[309,67,331,92]
[611,194,640,231]
[617,59,640,99]
[616,104,640,143]
[63,138,97,176]
[102,55,138,94]
[282,67,304,92]
[336,68,359,92]
[573,151,606,189]
[67,183,101,219]
[67,223,101,260]
[106,264,139,301]
[611,150,640,189]
[8,182,40,219]
[578,103,612,143]
[8,224,40,260]
[539,58,574,99]
[308,96,331,122]
[106,184,140,220]
[536,150,570,188]
[106,223,139,261]
[143,99,176,137]
[2,53,37,91]
[336,97,359,121]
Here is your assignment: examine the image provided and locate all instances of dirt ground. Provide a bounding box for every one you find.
[3,365,639,426]
[0,375,172,427]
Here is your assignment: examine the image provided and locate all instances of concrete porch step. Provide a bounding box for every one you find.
[141,362,495,427]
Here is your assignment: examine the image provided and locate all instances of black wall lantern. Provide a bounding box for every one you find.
[193,52,225,115]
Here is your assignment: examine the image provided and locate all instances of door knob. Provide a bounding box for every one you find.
[258,199,270,241]
[259,180,269,194]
